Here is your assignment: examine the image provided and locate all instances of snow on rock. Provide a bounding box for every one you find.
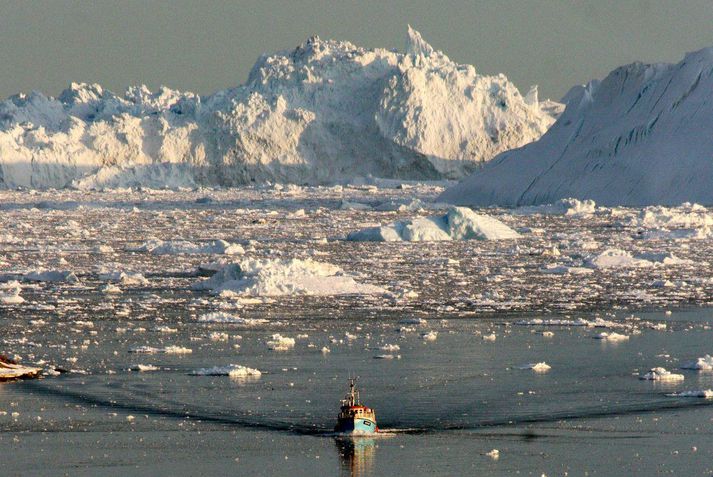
[640,367,684,381]
[132,239,244,255]
[190,365,262,378]
[193,258,385,296]
[681,355,713,371]
[346,206,519,242]
[439,46,713,207]
[0,27,557,189]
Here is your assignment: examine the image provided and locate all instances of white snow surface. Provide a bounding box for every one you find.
[193,258,385,296]
[439,46,713,206]
[346,206,519,241]
[0,27,557,189]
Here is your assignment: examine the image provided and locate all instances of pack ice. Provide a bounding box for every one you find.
[440,46,713,206]
[0,27,558,189]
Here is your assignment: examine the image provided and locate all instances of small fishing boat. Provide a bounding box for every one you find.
[335,377,378,434]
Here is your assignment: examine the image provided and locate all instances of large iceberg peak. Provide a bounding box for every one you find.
[405,25,451,65]
[0,26,560,189]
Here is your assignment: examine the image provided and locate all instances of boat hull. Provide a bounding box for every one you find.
[335,417,377,434]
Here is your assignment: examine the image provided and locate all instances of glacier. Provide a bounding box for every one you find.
[440,46,713,207]
[0,27,558,190]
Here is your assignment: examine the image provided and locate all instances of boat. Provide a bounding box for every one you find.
[0,355,42,381]
[335,377,378,434]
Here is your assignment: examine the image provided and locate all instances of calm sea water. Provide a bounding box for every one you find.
[4,308,713,476]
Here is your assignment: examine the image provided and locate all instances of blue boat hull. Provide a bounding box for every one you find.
[335,417,377,434]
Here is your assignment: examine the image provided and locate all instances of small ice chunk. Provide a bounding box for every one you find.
[267,334,295,351]
[190,365,262,378]
[681,355,713,371]
[485,449,500,460]
[519,362,551,372]
[593,332,629,342]
[129,364,159,372]
[640,367,684,381]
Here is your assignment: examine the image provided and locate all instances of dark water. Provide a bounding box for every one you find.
[4,308,713,476]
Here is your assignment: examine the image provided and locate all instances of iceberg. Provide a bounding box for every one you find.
[193,258,385,296]
[439,46,713,207]
[346,206,519,242]
[0,27,557,189]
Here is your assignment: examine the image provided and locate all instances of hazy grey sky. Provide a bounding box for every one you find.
[2,0,713,101]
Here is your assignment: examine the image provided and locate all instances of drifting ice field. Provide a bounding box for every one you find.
[1,183,712,319]
[3,183,713,475]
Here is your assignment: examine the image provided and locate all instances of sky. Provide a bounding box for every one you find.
[1,0,713,101]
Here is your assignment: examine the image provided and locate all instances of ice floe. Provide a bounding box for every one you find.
[519,362,551,372]
[347,206,519,242]
[193,258,385,296]
[132,239,244,255]
[190,365,262,378]
[514,198,597,217]
[98,270,149,286]
[197,312,268,325]
[0,281,24,304]
[267,334,295,351]
[22,269,79,283]
[639,367,684,381]
[680,355,713,371]
[593,332,629,342]
[128,346,192,354]
[129,364,159,372]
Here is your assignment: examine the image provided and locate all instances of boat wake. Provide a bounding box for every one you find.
[21,378,713,437]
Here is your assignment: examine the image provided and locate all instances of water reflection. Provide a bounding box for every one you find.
[335,437,376,477]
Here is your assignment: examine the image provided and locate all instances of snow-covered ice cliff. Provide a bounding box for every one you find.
[440,46,713,207]
[0,27,558,189]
